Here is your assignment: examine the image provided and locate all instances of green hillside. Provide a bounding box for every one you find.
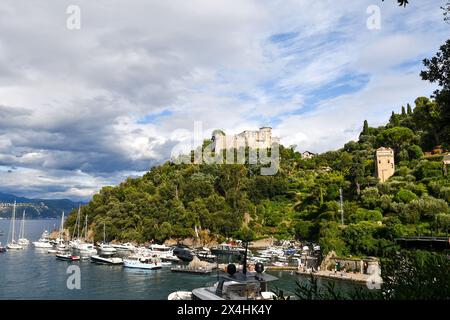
[65,40,450,257]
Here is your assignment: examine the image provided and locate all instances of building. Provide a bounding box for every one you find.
[212,127,280,153]
[302,151,317,159]
[376,147,395,183]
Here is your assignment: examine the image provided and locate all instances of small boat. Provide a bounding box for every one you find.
[33,230,53,248]
[48,249,58,254]
[56,253,81,261]
[123,256,162,270]
[91,255,123,265]
[0,242,7,253]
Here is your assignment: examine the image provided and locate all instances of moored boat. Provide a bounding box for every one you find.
[123,256,162,270]
[33,230,53,248]
[91,255,123,265]
[56,252,81,261]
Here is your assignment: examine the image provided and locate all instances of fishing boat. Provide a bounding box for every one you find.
[123,256,162,270]
[91,255,123,265]
[56,252,81,261]
[7,201,24,250]
[33,230,53,248]
[17,210,29,246]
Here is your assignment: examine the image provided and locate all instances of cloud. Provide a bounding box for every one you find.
[0,0,447,200]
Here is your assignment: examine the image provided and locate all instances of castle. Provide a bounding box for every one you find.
[375,147,395,183]
[212,127,280,153]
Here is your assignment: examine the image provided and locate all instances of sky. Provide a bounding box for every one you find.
[0,0,448,201]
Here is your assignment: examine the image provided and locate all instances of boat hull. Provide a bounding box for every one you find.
[123,260,162,270]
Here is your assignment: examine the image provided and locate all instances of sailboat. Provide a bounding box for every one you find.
[55,211,68,250]
[7,201,23,250]
[98,223,116,255]
[69,205,82,249]
[18,210,29,246]
[73,214,97,256]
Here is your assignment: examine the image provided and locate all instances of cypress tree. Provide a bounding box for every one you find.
[363,120,369,135]
[407,103,412,115]
[401,106,406,115]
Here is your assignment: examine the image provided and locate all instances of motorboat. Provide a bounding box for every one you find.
[123,256,162,270]
[193,247,217,262]
[169,265,278,300]
[33,230,53,248]
[91,255,123,265]
[111,242,136,252]
[56,252,81,261]
[75,242,97,256]
[211,243,245,256]
[98,243,117,255]
[172,246,194,262]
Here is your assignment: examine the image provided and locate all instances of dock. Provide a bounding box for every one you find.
[171,265,215,274]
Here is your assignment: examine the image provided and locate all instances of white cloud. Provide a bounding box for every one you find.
[0,0,447,200]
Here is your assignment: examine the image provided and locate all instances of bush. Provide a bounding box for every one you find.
[395,189,418,203]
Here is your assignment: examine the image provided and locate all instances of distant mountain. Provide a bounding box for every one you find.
[0,192,84,219]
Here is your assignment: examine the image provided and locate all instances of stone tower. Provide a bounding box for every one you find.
[376,147,395,183]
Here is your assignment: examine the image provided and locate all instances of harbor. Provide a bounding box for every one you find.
[0,218,369,299]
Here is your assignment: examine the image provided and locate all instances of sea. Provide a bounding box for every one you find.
[0,219,366,300]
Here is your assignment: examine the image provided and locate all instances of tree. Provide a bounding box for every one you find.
[379,126,416,155]
[362,120,369,135]
[420,40,450,93]
[407,103,413,115]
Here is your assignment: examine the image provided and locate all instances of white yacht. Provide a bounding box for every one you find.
[148,244,179,261]
[123,256,162,270]
[33,230,53,248]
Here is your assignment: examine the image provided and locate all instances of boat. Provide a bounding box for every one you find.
[47,249,58,254]
[168,242,278,300]
[123,256,162,270]
[111,242,136,252]
[72,214,96,256]
[148,244,179,261]
[7,201,24,250]
[17,210,29,246]
[0,242,7,253]
[32,230,53,248]
[172,245,194,262]
[193,247,217,262]
[97,223,117,255]
[210,243,245,256]
[91,255,123,265]
[56,252,81,261]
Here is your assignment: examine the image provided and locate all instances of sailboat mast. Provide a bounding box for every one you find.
[20,210,26,239]
[60,211,65,241]
[103,223,106,243]
[77,205,81,239]
[11,200,16,242]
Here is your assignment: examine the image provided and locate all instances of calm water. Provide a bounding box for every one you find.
[0,219,364,300]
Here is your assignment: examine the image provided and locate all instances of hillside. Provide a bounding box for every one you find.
[0,192,83,219]
[65,40,450,257]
